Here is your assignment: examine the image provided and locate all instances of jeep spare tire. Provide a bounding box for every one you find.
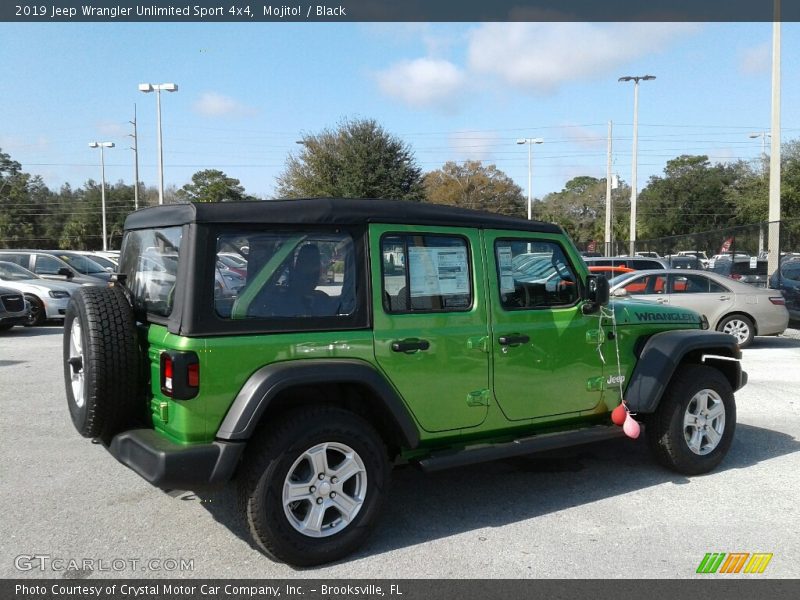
[63,285,143,443]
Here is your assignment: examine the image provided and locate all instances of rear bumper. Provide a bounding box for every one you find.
[109,429,244,489]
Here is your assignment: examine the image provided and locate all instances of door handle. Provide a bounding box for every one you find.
[656,297,668,303]
[391,339,430,353]
[498,334,531,346]
[719,295,731,301]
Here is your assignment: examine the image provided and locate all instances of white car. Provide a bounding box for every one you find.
[0,261,81,325]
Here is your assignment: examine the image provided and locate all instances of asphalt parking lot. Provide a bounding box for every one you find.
[1,326,798,579]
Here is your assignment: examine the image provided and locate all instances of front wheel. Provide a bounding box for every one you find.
[239,406,390,566]
[24,294,45,326]
[646,364,736,475]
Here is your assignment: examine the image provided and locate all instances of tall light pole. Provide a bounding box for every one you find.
[619,74,655,256]
[89,142,114,251]
[768,0,781,280]
[138,82,178,205]
[130,104,140,210]
[516,138,544,220]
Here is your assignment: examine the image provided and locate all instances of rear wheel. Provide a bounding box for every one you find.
[63,286,144,442]
[239,406,389,566]
[646,364,735,475]
[717,314,754,348]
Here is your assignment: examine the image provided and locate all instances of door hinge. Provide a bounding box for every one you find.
[467,336,489,353]
[467,389,491,407]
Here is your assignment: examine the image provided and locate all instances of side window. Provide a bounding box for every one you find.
[708,279,730,293]
[0,254,28,268]
[671,274,711,294]
[623,274,666,295]
[35,255,64,275]
[495,239,579,310]
[220,231,356,320]
[381,234,471,313]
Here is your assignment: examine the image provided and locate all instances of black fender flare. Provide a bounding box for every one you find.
[624,329,746,414]
[215,359,420,448]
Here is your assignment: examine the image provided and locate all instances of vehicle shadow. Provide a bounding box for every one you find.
[194,422,799,567]
[0,324,63,337]
[750,336,800,349]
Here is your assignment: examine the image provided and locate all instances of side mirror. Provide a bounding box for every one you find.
[57,267,74,279]
[612,288,628,297]
[587,274,610,306]
[582,274,609,314]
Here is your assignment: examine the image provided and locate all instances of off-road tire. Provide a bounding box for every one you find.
[239,406,390,567]
[63,285,143,443]
[646,364,736,475]
[24,294,45,326]
[717,314,755,348]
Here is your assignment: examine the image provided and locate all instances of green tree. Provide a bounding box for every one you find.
[637,155,740,239]
[536,176,631,246]
[176,169,249,203]
[276,118,424,200]
[423,160,525,217]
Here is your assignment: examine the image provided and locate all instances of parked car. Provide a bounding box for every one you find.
[769,257,800,325]
[0,284,30,331]
[587,265,635,280]
[63,199,747,566]
[666,255,704,270]
[710,257,768,288]
[676,250,710,268]
[609,269,788,347]
[0,250,107,285]
[74,251,118,270]
[0,261,80,325]
[635,251,662,258]
[44,251,114,281]
[583,255,669,270]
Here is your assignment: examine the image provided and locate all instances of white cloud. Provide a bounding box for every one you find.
[193,92,256,117]
[739,42,770,75]
[466,23,698,94]
[562,123,606,149]
[96,121,127,137]
[448,131,501,162]
[376,58,467,110]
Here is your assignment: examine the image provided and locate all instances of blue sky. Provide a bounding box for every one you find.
[1,21,798,200]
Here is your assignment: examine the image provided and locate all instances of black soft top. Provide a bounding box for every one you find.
[124,198,562,234]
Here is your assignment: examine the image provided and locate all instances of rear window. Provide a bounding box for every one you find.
[731,261,767,276]
[119,227,182,317]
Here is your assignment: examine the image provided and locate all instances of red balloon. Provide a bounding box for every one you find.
[611,403,627,426]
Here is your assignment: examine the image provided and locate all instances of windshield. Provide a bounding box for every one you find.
[0,261,40,281]
[119,227,183,317]
[85,254,117,270]
[608,271,640,287]
[55,253,107,274]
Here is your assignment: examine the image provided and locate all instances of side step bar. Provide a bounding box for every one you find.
[417,426,625,473]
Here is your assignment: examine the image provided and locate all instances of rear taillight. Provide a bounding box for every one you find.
[161,354,174,395]
[769,296,786,305]
[160,351,199,399]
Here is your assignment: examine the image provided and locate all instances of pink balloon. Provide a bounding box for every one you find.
[623,413,641,439]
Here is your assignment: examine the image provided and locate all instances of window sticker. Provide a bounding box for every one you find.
[408,246,469,297]
[497,246,515,293]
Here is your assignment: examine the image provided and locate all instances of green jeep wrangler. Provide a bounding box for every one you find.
[63,199,746,566]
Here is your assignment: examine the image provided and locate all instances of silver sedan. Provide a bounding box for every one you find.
[609,269,789,348]
[0,261,81,325]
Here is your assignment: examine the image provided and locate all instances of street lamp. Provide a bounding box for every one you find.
[138,82,178,205]
[749,131,771,158]
[619,74,656,256]
[88,142,114,251]
[516,138,544,220]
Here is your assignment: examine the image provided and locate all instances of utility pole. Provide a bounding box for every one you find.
[129,104,140,210]
[605,120,613,256]
[768,0,781,279]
